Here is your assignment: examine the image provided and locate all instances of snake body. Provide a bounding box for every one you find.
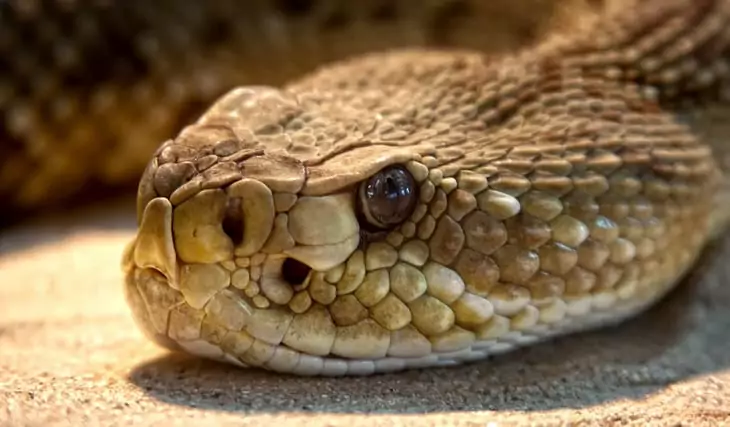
[5,0,730,376]
[0,0,577,219]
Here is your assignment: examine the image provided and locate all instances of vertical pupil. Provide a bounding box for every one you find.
[361,166,417,228]
[384,176,398,198]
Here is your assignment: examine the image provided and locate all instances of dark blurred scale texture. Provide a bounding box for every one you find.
[0,0,598,222]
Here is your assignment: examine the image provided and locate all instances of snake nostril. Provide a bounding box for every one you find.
[281,258,311,286]
[222,198,244,246]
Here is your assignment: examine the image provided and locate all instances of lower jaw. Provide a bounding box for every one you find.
[152,293,658,377]
[123,259,666,377]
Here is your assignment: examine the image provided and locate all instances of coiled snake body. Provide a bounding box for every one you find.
[4,0,730,376]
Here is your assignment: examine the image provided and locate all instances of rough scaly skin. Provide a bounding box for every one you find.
[118,0,730,376]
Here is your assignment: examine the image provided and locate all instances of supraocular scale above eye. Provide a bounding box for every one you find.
[358,165,418,229]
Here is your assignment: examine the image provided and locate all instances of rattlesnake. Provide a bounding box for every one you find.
[6,0,730,376]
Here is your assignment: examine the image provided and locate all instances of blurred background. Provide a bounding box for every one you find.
[0,0,609,224]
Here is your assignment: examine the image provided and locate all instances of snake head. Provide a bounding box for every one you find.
[122,86,462,375]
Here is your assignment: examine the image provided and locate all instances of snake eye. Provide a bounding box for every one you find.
[358,165,418,230]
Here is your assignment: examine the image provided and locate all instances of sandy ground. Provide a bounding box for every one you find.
[1,197,730,427]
